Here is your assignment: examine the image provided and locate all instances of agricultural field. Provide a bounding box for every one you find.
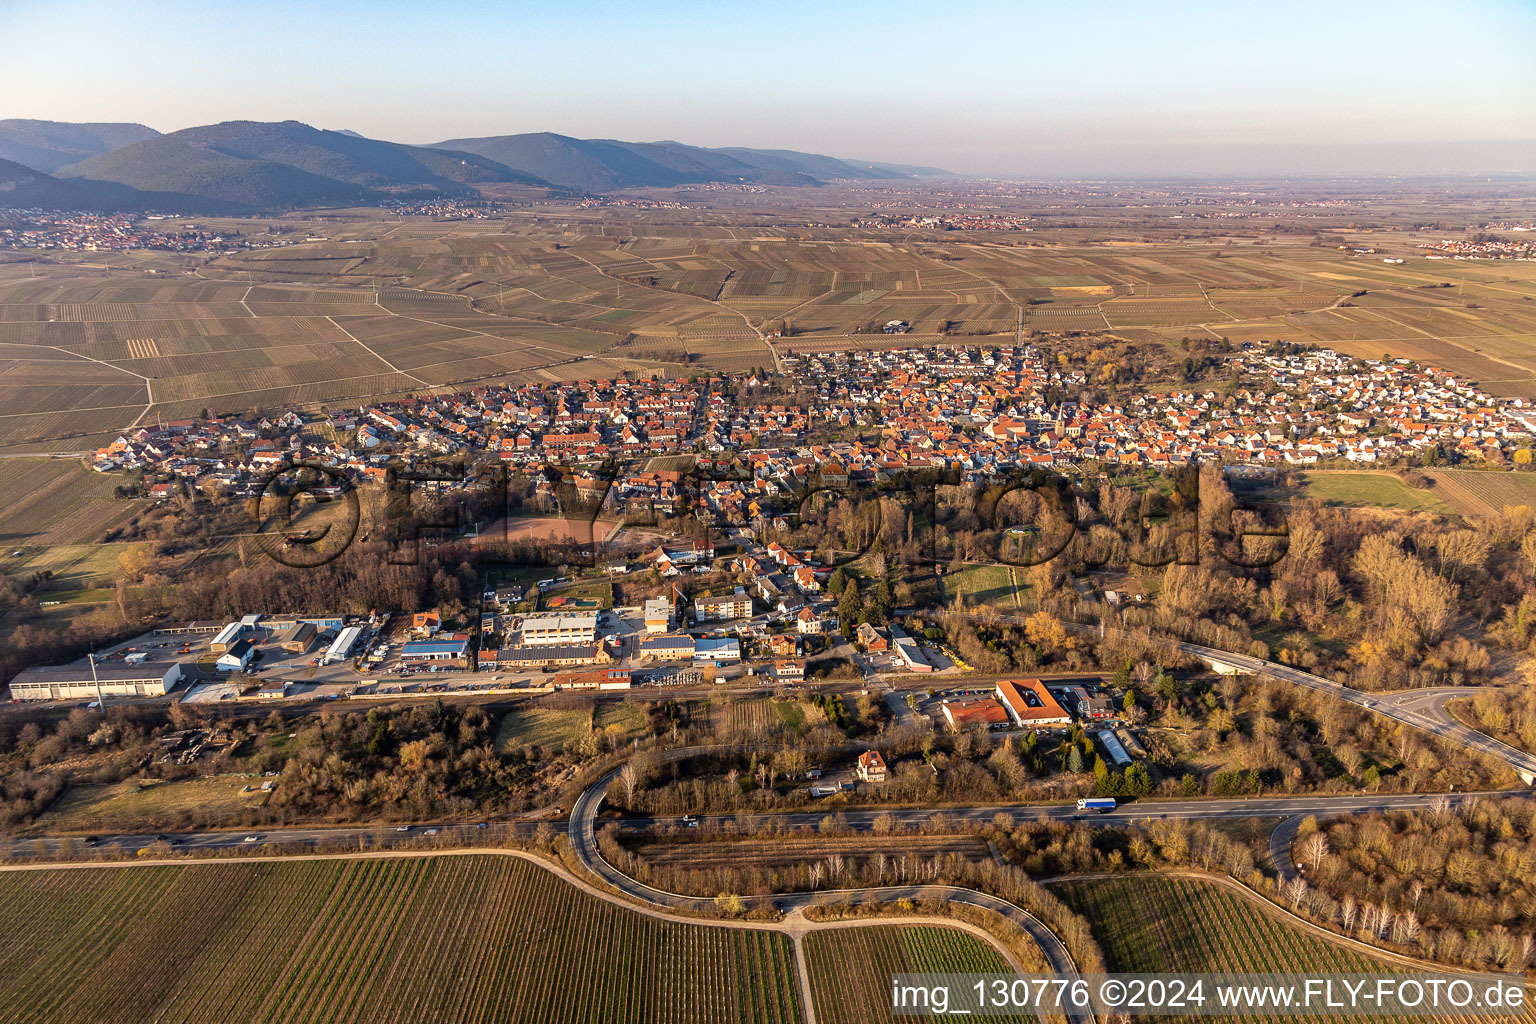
[804,925,1028,1024]
[0,855,804,1023]
[1297,472,1453,515]
[0,458,144,548]
[1422,469,1536,518]
[1058,875,1535,1024]
[6,196,1536,452]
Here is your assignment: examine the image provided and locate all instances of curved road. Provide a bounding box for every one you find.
[569,747,1094,1024]
[1059,621,1536,784]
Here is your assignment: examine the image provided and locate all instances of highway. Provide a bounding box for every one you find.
[609,790,1498,834]
[3,819,542,858]
[1057,621,1536,784]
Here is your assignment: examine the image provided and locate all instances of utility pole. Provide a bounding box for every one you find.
[89,650,105,712]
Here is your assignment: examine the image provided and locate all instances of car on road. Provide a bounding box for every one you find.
[474,822,488,829]
[243,834,262,843]
[681,815,699,828]
[395,825,411,832]
[423,828,438,836]
[83,836,99,847]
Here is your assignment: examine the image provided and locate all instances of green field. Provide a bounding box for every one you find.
[943,563,1022,609]
[0,855,802,1023]
[35,775,269,834]
[804,925,1027,1024]
[1299,472,1453,514]
[1058,875,1532,1024]
[541,577,614,610]
[494,705,592,753]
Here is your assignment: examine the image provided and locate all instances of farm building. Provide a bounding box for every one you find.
[1095,728,1134,768]
[9,661,184,701]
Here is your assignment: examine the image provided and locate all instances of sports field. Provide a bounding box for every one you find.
[0,855,803,1024]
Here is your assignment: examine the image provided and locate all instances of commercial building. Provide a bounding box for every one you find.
[643,596,673,633]
[693,638,741,665]
[551,668,631,690]
[889,624,933,673]
[215,638,255,672]
[520,614,598,646]
[941,698,1010,732]
[638,633,696,660]
[323,624,366,665]
[208,621,248,654]
[401,635,470,664]
[9,661,184,701]
[278,622,316,653]
[481,644,603,669]
[995,679,1072,728]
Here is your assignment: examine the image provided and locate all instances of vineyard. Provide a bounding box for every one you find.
[0,855,804,1023]
[804,925,1030,1024]
[1058,875,1536,1024]
[1424,470,1536,518]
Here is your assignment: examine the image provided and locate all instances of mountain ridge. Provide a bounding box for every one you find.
[0,119,161,173]
[433,131,952,190]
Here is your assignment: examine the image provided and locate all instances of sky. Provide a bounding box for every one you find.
[4,0,1534,177]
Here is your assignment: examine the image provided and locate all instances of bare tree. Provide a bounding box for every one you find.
[1301,832,1330,873]
[619,762,639,806]
[1286,875,1309,911]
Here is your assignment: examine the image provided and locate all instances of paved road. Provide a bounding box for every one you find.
[1058,621,1536,784]
[4,819,541,858]
[612,789,1503,834]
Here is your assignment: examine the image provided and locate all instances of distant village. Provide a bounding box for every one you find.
[0,210,289,254]
[89,344,1536,509]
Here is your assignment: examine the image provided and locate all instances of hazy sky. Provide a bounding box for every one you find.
[4,0,1534,176]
